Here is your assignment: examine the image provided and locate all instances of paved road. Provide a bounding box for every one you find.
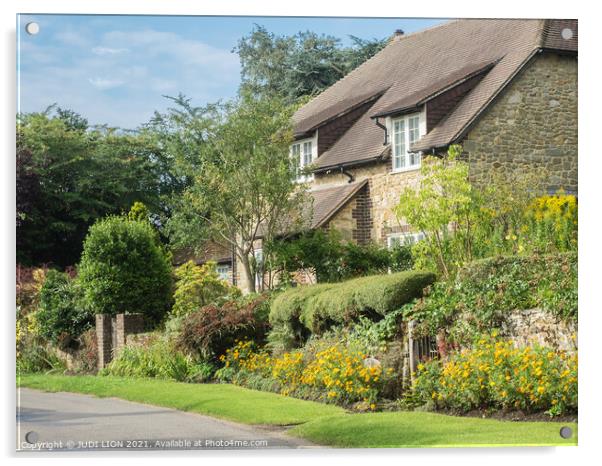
[17,388,317,451]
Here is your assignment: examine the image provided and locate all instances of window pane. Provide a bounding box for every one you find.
[409,116,420,143]
[303,141,312,165]
[393,118,406,170]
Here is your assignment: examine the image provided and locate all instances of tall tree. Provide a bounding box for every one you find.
[235,25,387,104]
[165,92,309,293]
[16,109,171,266]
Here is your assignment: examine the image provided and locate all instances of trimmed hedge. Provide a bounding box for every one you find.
[270,270,436,347]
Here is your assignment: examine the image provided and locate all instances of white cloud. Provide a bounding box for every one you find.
[88,77,125,90]
[91,46,129,56]
[19,27,241,129]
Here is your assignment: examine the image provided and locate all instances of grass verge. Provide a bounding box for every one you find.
[289,411,577,447]
[18,374,343,425]
[19,374,577,447]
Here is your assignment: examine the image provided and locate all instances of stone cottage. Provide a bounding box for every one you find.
[190,18,578,293]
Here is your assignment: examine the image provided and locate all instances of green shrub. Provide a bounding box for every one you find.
[409,253,577,344]
[175,294,271,361]
[102,340,213,382]
[77,216,173,324]
[270,270,435,348]
[17,341,66,374]
[37,270,92,349]
[171,260,240,318]
[412,333,578,416]
[270,283,336,348]
[267,229,414,284]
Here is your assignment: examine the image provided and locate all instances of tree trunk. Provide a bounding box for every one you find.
[239,253,256,294]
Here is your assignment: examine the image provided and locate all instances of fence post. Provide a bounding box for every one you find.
[408,319,418,383]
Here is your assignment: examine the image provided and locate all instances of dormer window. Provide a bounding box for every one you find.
[392,113,424,172]
[291,134,317,182]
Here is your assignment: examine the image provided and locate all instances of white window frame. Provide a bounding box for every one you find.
[290,133,317,182]
[216,264,231,282]
[387,231,426,249]
[390,110,426,173]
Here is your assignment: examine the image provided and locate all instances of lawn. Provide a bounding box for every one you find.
[18,373,343,425]
[18,374,577,447]
[290,411,577,448]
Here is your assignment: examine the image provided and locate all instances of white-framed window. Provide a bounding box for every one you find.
[387,231,426,249]
[392,113,423,172]
[216,264,231,282]
[291,135,316,182]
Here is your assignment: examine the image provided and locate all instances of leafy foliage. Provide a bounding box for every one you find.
[270,270,435,348]
[17,341,66,374]
[235,25,387,104]
[395,146,575,278]
[77,216,173,324]
[267,228,413,284]
[395,145,482,277]
[408,253,577,344]
[102,339,214,383]
[171,260,240,318]
[165,92,308,292]
[412,333,578,416]
[522,191,578,253]
[37,270,92,349]
[175,294,271,361]
[16,109,177,267]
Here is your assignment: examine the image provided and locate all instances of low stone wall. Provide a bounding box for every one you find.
[500,308,577,352]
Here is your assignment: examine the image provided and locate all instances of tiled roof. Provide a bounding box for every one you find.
[370,60,496,119]
[293,19,578,157]
[308,180,368,228]
[541,18,578,52]
[315,100,388,169]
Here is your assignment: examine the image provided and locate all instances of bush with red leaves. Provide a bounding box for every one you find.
[176,294,270,361]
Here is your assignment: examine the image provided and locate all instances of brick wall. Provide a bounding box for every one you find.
[351,184,372,244]
[114,313,145,357]
[96,313,145,370]
[95,314,113,370]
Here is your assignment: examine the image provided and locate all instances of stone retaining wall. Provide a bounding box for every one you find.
[500,308,577,352]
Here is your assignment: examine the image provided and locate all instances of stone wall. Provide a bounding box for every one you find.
[500,308,577,352]
[463,52,578,193]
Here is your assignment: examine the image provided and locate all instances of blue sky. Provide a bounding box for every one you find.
[17,15,445,129]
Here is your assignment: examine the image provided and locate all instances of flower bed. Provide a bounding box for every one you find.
[217,340,395,406]
[412,333,577,416]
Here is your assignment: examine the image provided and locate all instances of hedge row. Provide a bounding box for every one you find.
[269,270,436,347]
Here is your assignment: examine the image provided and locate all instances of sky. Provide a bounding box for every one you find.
[17,15,445,130]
